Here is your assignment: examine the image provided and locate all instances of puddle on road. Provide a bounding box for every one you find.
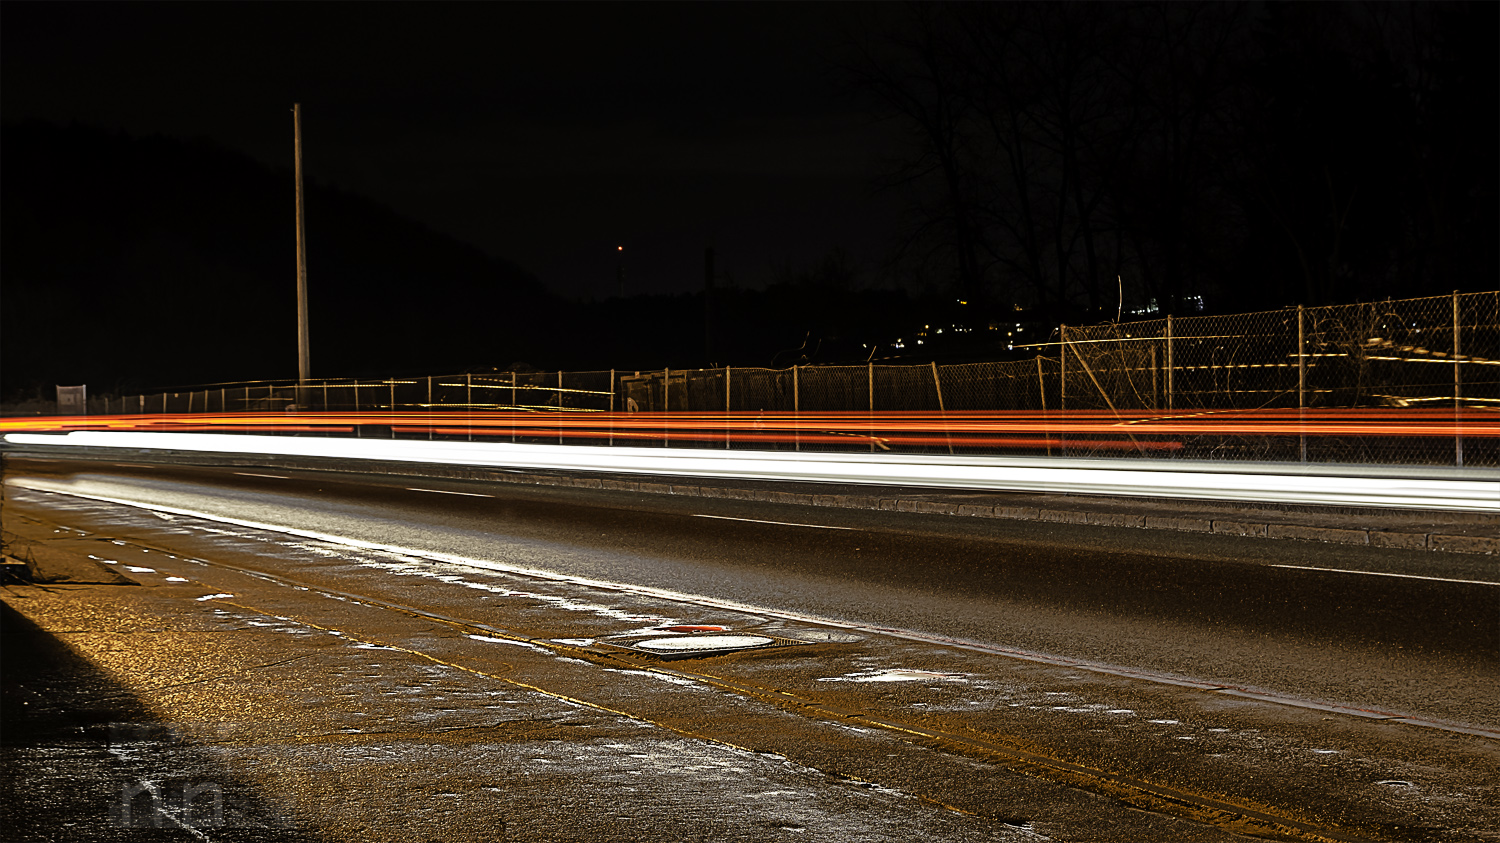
[821,669,969,684]
[466,634,551,654]
[602,668,704,688]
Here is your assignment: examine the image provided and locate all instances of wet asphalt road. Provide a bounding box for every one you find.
[6,457,1497,727]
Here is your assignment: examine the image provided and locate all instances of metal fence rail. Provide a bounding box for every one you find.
[92,292,1498,466]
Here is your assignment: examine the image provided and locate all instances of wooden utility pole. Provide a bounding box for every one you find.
[293,103,311,385]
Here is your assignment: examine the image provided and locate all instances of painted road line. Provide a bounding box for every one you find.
[692,513,853,530]
[234,472,290,479]
[406,488,494,498]
[1271,563,1499,586]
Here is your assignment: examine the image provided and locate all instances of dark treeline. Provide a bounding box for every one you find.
[842,1,1496,319]
[573,251,918,372]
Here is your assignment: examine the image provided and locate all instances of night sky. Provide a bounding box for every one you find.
[3,2,1495,395]
[4,2,901,300]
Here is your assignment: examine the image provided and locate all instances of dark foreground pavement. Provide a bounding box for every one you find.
[3,491,1497,842]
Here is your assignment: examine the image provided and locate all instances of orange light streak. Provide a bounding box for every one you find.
[2,408,1494,449]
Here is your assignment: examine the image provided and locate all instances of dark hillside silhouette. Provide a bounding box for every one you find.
[1,122,554,396]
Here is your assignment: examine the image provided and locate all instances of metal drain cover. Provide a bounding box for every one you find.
[601,631,809,660]
[634,634,775,654]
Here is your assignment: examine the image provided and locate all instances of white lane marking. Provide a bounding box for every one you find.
[692,514,852,530]
[406,488,494,498]
[235,472,289,479]
[1271,564,1499,586]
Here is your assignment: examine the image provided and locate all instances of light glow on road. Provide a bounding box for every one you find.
[5,430,1497,511]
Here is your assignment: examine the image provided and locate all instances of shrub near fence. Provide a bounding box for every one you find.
[101,292,1496,466]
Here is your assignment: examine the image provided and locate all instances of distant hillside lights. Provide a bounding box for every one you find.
[1131,296,1205,317]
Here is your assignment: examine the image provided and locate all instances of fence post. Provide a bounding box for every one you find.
[1059,325,1067,413]
[427,376,433,441]
[558,371,564,445]
[244,386,249,413]
[1059,326,1067,456]
[793,365,800,452]
[1454,290,1463,467]
[1297,305,1306,409]
[1036,356,1047,412]
[664,368,670,449]
[868,362,876,452]
[1165,316,1174,412]
[1150,346,1158,409]
[609,369,615,447]
[931,361,953,455]
[725,366,731,449]
[466,373,472,441]
[511,372,518,443]
[1298,305,1307,463]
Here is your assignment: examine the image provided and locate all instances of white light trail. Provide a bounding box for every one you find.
[5,430,1497,512]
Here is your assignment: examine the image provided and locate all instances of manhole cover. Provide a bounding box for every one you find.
[635,634,775,654]
[600,631,810,660]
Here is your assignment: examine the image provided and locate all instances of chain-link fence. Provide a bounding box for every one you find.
[1051,292,1498,464]
[1056,292,1499,412]
[79,291,1498,466]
